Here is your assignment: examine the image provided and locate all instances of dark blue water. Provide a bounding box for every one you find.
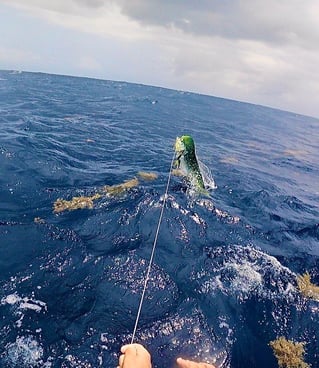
[0,70,318,368]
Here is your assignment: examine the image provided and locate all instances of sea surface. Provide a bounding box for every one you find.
[0,70,318,368]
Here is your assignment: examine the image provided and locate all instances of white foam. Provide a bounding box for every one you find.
[64,354,93,367]
[198,160,217,190]
[2,293,47,313]
[20,302,43,312]
[4,336,47,367]
[229,261,263,292]
[195,245,297,301]
[2,293,21,305]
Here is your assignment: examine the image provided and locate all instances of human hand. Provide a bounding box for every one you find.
[118,343,152,368]
[176,357,215,368]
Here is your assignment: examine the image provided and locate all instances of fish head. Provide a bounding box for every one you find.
[175,136,185,155]
[175,135,195,156]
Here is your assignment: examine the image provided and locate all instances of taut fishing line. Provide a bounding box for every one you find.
[130,149,176,344]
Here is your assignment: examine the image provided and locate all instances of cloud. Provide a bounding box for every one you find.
[5,0,319,47]
[4,0,319,48]
[2,0,149,41]
[6,0,319,47]
[68,0,319,48]
[76,0,105,7]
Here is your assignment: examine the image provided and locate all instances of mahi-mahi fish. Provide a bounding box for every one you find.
[174,135,207,193]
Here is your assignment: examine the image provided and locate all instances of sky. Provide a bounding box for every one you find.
[1,0,319,118]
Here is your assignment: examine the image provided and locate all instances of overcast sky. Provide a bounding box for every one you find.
[1,0,319,118]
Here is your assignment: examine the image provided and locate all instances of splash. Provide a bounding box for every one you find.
[270,337,309,368]
[194,245,296,301]
[198,160,217,190]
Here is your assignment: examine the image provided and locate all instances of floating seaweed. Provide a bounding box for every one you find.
[53,178,140,213]
[297,272,319,301]
[269,337,309,368]
[102,177,139,195]
[137,171,158,181]
[53,194,101,213]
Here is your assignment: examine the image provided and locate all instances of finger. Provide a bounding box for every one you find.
[121,343,143,355]
[120,344,131,353]
[176,357,215,368]
[118,354,125,367]
[176,357,191,368]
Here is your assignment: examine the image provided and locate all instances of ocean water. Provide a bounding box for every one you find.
[0,70,318,368]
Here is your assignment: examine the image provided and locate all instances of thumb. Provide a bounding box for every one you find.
[120,344,131,354]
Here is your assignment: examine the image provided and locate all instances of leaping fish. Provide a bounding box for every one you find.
[174,135,207,193]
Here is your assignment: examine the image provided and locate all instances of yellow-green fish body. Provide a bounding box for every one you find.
[174,135,205,191]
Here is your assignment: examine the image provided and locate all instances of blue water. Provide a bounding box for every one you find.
[0,70,318,368]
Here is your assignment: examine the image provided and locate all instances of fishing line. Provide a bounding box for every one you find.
[130,149,176,344]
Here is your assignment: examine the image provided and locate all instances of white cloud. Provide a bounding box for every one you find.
[1,0,148,41]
